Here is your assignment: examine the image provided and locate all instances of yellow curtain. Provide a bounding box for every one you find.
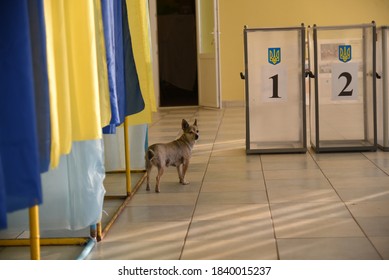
[64,0,110,140]
[44,0,111,168]
[93,0,111,128]
[124,0,157,125]
[43,0,72,168]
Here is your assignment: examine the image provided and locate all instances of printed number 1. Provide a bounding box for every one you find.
[269,74,280,98]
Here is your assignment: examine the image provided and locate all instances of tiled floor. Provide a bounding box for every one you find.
[2,106,389,259]
[87,107,389,260]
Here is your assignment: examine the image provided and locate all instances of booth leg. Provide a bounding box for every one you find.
[124,118,132,195]
[29,205,40,260]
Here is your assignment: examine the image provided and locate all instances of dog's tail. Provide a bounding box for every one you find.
[146,149,155,161]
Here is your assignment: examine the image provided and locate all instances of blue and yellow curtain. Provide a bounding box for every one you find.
[0,0,156,230]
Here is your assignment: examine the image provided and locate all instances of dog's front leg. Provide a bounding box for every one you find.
[176,165,185,184]
[179,162,190,185]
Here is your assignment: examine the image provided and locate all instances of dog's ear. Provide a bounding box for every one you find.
[193,119,197,126]
[182,119,189,130]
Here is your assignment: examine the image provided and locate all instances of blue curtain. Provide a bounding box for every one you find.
[0,159,6,229]
[102,0,145,134]
[28,0,51,173]
[0,0,50,229]
[121,0,145,117]
[101,0,121,134]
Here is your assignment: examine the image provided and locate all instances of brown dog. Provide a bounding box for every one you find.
[145,119,199,193]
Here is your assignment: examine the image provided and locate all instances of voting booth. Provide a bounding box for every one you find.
[307,23,377,152]
[244,25,307,154]
[377,26,389,151]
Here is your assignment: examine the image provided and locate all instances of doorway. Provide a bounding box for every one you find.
[157,0,198,107]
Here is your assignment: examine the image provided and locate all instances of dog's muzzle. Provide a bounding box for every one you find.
[195,133,199,140]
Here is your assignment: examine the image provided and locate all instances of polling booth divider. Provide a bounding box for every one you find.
[377,26,389,151]
[307,22,377,153]
[243,25,307,154]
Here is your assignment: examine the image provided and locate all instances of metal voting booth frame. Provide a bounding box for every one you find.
[377,26,389,151]
[307,22,377,153]
[243,25,307,154]
[0,119,146,260]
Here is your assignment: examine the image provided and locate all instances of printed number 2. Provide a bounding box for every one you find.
[338,72,353,96]
[269,74,281,98]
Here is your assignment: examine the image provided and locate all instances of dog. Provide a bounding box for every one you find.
[145,119,199,193]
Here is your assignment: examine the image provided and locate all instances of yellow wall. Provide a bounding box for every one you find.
[219,0,389,102]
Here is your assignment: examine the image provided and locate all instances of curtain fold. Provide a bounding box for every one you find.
[101,0,146,134]
[6,140,106,231]
[124,0,156,125]
[44,0,111,165]
[43,0,72,168]
[0,0,46,229]
[101,0,121,134]
[0,0,155,231]
[28,0,51,173]
[0,159,6,229]
[63,0,108,141]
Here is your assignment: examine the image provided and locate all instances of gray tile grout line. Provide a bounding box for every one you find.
[307,149,384,260]
[361,152,389,176]
[179,108,226,260]
[259,154,281,260]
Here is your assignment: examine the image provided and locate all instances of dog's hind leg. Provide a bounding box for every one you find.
[146,164,152,191]
[145,149,154,191]
[146,158,153,191]
[155,167,164,193]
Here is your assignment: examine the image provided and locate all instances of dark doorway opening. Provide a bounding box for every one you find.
[157,0,198,107]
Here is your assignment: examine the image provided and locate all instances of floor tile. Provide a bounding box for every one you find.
[264,169,325,180]
[3,107,389,260]
[181,239,278,260]
[265,178,333,188]
[129,192,199,206]
[337,187,389,202]
[370,237,389,259]
[273,218,365,238]
[267,187,341,203]
[316,159,379,169]
[197,191,268,205]
[346,201,389,217]
[206,161,262,172]
[354,217,389,237]
[87,240,184,260]
[330,176,389,188]
[0,245,84,260]
[203,170,263,182]
[192,204,271,221]
[277,238,381,260]
[262,160,319,171]
[102,221,190,242]
[200,180,266,192]
[270,202,353,220]
[119,205,194,223]
[186,219,275,241]
[321,167,388,179]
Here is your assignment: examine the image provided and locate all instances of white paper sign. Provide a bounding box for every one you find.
[331,62,358,101]
[261,64,288,102]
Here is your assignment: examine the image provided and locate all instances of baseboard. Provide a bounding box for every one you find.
[222,100,245,108]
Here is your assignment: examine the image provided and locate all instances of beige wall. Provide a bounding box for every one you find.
[219,0,389,102]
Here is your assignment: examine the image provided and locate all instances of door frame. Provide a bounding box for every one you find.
[148,0,221,108]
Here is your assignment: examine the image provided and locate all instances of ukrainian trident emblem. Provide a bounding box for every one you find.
[339,45,352,63]
[268,48,281,65]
